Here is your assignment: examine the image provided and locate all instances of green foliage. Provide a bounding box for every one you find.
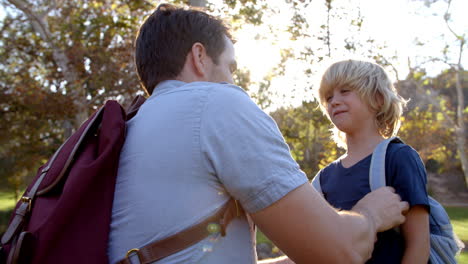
[1,0,466,197]
[256,230,271,245]
[398,69,468,174]
[271,100,343,179]
[0,0,156,192]
[399,105,456,172]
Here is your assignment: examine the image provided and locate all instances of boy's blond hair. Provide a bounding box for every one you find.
[316,60,408,149]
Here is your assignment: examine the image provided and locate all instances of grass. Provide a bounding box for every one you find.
[446,207,468,264]
[446,207,468,241]
[0,191,16,211]
[0,191,16,235]
[459,252,468,264]
[257,230,272,245]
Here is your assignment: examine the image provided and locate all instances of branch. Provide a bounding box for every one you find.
[7,0,87,127]
[42,0,58,20]
[7,0,52,41]
[325,0,331,57]
[443,0,459,39]
[414,56,457,70]
[444,0,466,69]
[7,0,79,84]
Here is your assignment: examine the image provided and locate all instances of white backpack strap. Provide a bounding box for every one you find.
[369,137,400,191]
[311,172,324,197]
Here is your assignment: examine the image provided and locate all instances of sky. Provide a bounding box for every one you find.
[231,0,468,109]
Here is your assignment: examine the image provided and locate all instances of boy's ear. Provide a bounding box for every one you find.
[375,92,384,107]
[190,42,208,77]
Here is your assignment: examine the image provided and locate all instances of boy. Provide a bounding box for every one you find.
[314,60,430,263]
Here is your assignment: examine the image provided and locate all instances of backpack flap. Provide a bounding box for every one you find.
[36,106,106,195]
[428,197,464,263]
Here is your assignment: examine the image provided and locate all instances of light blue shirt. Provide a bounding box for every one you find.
[108,80,307,263]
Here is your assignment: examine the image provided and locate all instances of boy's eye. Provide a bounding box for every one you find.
[340,89,350,93]
[326,95,333,102]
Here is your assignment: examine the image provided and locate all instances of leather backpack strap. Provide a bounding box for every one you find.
[117,199,245,264]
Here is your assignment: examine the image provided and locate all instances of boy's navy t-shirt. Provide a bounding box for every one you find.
[316,142,430,264]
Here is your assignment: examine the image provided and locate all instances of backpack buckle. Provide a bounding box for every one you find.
[21,196,32,212]
[126,248,141,262]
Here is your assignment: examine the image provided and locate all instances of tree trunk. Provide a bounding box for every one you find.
[443,0,467,188]
[454,59,467,187]
[7,0,89,135]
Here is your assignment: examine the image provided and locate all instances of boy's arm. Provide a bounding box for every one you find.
[251,183,408,264]
[401,205,430,264]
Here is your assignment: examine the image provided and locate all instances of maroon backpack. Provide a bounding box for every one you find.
[0,97,145,264]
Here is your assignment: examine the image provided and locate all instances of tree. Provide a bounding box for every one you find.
[271,101,343,178]
[443,0,467,186]
[0,0,151,193]
[0,0,308,193]
[406,0,467,186]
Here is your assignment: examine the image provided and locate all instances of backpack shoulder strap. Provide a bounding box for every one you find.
[117,199,244,264]
[369,137,402,191]
[126,95,146,121]
[311,172,323,196]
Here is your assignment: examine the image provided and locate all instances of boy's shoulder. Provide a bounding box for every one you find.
[387,141,421,160]
[317,158,343,176]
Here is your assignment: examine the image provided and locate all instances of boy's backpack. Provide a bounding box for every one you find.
[370,137,464,264]
[0,96,243,264]
[312,137,465,264]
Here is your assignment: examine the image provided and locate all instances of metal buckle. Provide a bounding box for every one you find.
[126,248,141,262]
[21,196,32,212]
[234,200,240,217]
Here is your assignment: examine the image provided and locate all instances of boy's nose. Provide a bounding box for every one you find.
[330,96,341,106]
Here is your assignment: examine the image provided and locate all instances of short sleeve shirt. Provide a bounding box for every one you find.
[107,80,308,264]
[316,142,429,264]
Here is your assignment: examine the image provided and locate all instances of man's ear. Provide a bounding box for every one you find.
[190,42,209,77]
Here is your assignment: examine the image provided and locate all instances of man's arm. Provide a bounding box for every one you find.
[401,205,430,264]
[251,183,408,264]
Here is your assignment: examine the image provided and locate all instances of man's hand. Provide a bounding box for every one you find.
[352,186,409,232]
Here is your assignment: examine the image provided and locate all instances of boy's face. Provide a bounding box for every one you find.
[325,87,376,135]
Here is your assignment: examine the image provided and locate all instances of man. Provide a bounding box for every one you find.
[108,4,408,264]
